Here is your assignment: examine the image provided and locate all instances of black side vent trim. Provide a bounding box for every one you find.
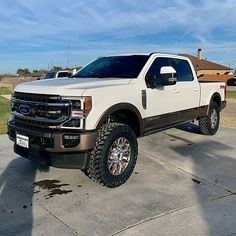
[141,90,147,110]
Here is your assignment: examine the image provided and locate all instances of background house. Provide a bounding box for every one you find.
[181,49,232,76]
[180,49,234,85]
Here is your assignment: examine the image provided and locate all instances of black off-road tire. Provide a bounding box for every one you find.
[199,101,220,135]
[87,123,138,188]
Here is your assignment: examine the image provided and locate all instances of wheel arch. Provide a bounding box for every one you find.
[95,103,144,137]
[210,92,221,107]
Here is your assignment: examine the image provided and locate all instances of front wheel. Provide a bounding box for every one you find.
[199,101,220,135]
[87,123,138,188]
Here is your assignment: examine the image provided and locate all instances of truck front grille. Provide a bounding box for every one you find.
[11,92,71,128]
[14,92,61,103]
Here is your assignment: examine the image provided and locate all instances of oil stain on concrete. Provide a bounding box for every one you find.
[33,179,72,199]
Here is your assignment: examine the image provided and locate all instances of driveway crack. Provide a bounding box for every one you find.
[111,193,235,236]
[139,148,234,194]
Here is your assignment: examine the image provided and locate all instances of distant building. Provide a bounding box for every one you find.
[180,49,232,77]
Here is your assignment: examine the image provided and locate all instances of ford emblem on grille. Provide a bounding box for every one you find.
[19,104,32,115]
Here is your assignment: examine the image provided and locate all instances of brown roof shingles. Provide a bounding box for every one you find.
[180,54,232,71]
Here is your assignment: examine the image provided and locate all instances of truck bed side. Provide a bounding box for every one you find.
[199,81,226,107]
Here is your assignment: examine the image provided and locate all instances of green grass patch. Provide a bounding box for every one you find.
[227,91,236,99]
[0,87,12,95]
[0,97,10,134]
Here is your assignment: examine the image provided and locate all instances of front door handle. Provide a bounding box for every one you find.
[194,87,199,92]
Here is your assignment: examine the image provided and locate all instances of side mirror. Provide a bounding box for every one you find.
[145,74,156,89]
[160,66,177,86]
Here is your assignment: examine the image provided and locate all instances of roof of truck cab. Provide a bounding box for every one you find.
[106,52,187,58]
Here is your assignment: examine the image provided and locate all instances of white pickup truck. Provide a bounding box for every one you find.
[8,53,226,187]
[44,70,72,79]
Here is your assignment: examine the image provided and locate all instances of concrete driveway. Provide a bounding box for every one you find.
[0,124,236,236]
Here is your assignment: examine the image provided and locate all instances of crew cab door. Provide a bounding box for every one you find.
[144,57,200,133]
[170,58,200,122]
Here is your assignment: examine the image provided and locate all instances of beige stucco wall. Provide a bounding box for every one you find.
[197,70,229,76]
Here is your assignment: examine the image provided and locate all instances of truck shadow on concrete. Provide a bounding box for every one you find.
[164,124,236,235]
[0,158,49,236]
[1,124,235,235]
[175,122,202,134]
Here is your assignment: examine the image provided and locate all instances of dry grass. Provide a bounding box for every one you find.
[0,97,10,134]
[221,98,236,129]
[226,91,236,99]
[0,87,12,95]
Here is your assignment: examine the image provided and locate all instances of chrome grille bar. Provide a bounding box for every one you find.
[11,92,71,128]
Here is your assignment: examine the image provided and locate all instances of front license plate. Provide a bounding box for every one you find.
[16,134,29,148]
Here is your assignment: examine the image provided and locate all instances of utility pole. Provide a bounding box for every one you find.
[67,33,70,69]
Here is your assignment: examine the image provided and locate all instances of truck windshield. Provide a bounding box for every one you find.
[72,55,149,78]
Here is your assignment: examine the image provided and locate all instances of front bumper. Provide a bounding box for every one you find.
[8,119,97,169]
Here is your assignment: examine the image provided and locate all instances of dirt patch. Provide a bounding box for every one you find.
[0,81,12,89]
[221,98,236,129]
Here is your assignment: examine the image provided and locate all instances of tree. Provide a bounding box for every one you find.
[52,66,62,71]
[32,69,39,73]
[16,68,31,76]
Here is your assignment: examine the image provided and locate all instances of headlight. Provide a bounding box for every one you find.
[71,97,92,119]
[61,96,92,129]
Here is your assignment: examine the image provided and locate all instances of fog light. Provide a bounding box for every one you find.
[62,134,80,148]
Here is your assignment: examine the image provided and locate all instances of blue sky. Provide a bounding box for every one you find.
[0,0,236,73]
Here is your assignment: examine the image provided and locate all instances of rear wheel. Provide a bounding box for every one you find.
[87,123,138,188]
[199,101,220,135]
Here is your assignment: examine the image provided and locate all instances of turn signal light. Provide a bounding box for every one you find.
[84,97,92,111]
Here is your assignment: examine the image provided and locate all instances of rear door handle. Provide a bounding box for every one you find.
[194,88,199,92]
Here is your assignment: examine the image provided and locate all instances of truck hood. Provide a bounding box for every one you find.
[14,77,132,96]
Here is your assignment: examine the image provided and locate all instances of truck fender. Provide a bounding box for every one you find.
[95,103,144,136]
[207,92,221,113]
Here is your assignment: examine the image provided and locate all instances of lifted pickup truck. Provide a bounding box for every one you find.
[8,53,226,187]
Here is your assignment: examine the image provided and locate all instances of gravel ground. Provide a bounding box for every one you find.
[221,98,236,129]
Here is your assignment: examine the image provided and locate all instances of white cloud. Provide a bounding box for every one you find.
[0,0,236,72]
[0,0,236,40]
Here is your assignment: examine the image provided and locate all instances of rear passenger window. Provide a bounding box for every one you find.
[57,72,69,78]
[171,59,193,81]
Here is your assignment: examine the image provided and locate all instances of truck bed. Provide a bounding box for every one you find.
[199,81,225,107]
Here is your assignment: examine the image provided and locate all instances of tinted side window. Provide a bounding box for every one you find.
[57,72,69,78]
[45,72,56,79]
[171,59,193,81]
[146,57,170,85]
